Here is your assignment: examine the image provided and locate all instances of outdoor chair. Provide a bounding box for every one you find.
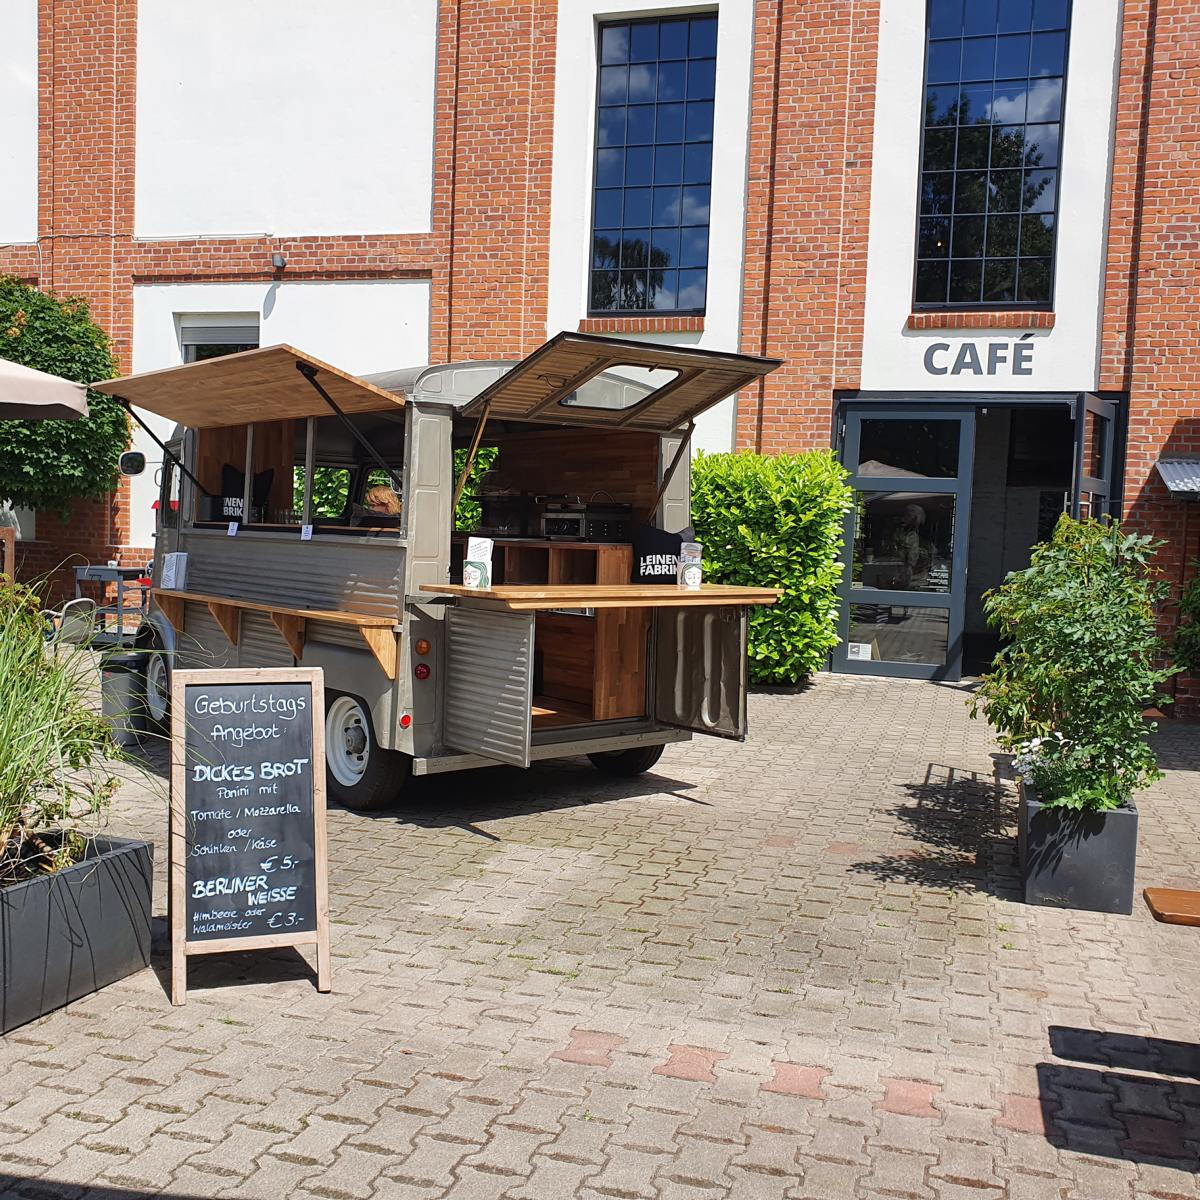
[41,597,100,646]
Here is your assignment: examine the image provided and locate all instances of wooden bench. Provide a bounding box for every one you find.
[150,588,398,679]
[1143,888,1200,928]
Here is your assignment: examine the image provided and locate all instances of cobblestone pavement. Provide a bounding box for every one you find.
[2,674,1200,1199]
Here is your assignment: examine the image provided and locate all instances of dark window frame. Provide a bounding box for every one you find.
[587,12,717,317]
[911,0,1073,312]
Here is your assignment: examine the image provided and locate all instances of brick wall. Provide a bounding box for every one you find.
[736,0,880,453]
[1102,0,1200,714]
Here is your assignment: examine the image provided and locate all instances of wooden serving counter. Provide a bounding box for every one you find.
[424,577,780,727]
[421,582,782,610]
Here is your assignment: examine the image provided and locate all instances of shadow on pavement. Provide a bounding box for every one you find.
[845,761,1021,897]
[1151,721,1200,773]
[349,759,703,839]
[3,1174,209,1199]
[145,916,319,1004]
[1049,1026,1200,1082]
[1030,1026,1200,1167]
[1035,1062,1200,1166]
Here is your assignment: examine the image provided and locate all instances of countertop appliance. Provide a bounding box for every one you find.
[584,502,633,543]
[539,497,587,540]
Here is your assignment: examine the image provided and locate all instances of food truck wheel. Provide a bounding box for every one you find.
[586,744,665,777]
[142,644,171,732]
[325,693,411,810]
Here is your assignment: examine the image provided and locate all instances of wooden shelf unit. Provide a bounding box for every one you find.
[451,538,649,725]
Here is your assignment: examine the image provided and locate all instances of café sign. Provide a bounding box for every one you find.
[922,340,1035,377]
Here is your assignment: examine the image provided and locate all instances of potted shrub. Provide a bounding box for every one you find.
[970,517,1174,915]
[1,581,153,1034]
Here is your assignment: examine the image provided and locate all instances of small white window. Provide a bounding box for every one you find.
[178,314,260,363]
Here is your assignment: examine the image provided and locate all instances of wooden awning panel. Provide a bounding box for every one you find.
[93,345,404,429]
[460,332,781,433]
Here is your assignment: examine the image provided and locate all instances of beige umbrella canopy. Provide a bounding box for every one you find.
[0,355,89,420]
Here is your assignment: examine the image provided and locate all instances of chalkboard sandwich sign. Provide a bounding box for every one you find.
[170,667,331,1005]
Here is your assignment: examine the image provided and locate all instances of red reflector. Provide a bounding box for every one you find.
[399,713,412,728]
[414,663,430,681]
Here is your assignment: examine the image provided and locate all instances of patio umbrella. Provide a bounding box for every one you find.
[0,356,88,420]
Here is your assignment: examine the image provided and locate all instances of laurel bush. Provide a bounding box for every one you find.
[691,449,853,684]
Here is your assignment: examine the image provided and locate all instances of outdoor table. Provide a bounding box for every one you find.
[74,564,148,645]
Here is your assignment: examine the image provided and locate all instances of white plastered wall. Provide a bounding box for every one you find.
[134,0,437,237]
[0,0,38,244]
[127,281,432,548]
[860,0,1121,391]
[546,0,754,453]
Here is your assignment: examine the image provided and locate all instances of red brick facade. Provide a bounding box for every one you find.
[4,0,1200,706]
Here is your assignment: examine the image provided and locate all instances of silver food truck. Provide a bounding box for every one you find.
[100,332,782,810]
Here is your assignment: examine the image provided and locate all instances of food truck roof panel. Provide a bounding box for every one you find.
[460,332,782,432]
[92,345,405,429]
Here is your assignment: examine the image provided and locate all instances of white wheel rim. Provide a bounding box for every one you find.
[327,696,370,788]
[146,653,170,723]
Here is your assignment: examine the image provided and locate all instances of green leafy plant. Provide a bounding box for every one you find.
[0,276,127,514]
[1172,560,1200,675]
[690,449,853,684]
[453,445,498,531]
[970,516,1174,810]
[0,581,120,887]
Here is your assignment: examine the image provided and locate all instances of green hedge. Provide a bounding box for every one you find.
[690,449,853,684]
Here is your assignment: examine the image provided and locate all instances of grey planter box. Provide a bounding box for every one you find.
[1017,782,1137,915]
[1,836,153,1035]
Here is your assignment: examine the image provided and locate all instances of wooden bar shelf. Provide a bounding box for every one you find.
[151,588,398,679]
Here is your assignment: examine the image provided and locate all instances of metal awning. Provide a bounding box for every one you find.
[460,331,781,432]
[1156,458,1200,500]
[92,345,404,429]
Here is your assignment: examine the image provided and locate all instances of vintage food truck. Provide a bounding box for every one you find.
[99,332,782,809]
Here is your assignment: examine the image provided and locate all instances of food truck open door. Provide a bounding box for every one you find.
[653,606,749,740]
[441,607,535,767]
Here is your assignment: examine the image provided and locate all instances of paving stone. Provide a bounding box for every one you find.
[2,678,1198,1200]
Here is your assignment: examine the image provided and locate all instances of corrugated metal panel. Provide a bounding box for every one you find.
[1156,459,1200,496]
[306,620,365,650]
[443,608,534,767]
[654,606,748,740]
[238,611,294,668]
[176,602,237,670]
[180,532,405,617]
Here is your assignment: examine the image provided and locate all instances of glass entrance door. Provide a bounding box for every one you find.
[834,407,975,680]
[1072,394,1117,519]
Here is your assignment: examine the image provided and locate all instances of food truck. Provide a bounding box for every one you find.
[99,332,782,810]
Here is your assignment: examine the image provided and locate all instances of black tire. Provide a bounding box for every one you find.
[324,692,412,811]
[587,744,666,777]
[140,635,172,735]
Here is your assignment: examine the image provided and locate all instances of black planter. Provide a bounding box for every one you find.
[1,836,153,1035]
[1017,782,1137,915]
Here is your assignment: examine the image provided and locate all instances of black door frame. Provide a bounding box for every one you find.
[834,404,976,681]
[831,391,1127,681]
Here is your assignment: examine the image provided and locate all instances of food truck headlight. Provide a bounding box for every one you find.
[414,663,431,681]
[414,638,431,655]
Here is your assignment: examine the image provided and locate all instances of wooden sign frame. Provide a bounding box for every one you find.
[169,666,331,1005]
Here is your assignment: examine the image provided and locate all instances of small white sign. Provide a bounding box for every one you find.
[847,642,874,661]
[227,522,238,537]
[159,551,188,591]
[300,524,313,541]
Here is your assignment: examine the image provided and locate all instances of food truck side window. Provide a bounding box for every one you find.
[293,467,353,520]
